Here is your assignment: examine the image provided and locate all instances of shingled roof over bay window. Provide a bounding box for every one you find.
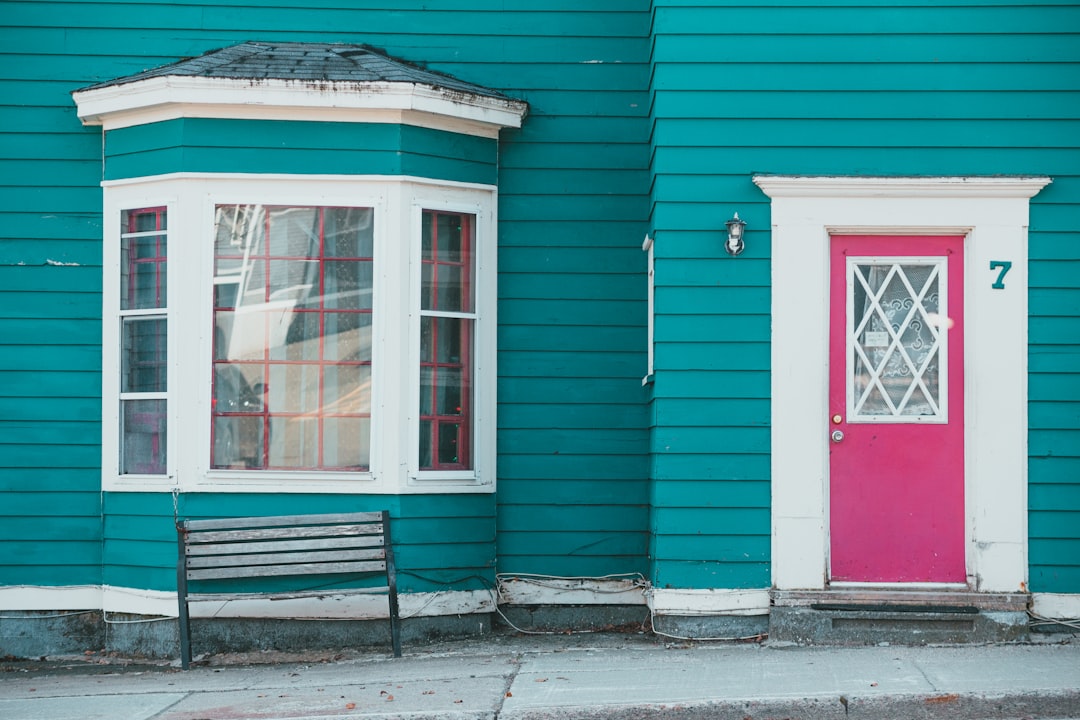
[73,42,527,137]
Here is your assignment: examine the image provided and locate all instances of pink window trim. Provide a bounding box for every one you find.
[420,210,473,471]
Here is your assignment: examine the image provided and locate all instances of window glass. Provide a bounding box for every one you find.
[422,212,473,313]
[119,207,167,474]
[850,260,944,419]
[121,399,166,475]
[419,211,474,470]
[121,317,167,393]
[211,204,374,470]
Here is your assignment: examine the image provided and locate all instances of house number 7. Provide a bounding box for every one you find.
[990,260,1012,289]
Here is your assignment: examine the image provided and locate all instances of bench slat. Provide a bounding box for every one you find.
[185,535,383,556]
[184,512,384,531]
[187,559,387,581]
[186,586,391,603]
[186,523,382,545]
[188,548,385,569]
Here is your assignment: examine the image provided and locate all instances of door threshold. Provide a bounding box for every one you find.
[773,587,1029,612]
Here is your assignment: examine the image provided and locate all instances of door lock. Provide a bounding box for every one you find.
[831,430,844,443]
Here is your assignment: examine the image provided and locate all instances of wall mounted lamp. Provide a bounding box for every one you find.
[724,213,747,256]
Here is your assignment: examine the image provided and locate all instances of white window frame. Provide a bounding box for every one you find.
[406,193,495,485]
[756,175,1050,594]
[102,172,497,495]
[845,255,949,424]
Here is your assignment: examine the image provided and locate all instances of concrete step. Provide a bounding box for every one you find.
[769,590,1030,645]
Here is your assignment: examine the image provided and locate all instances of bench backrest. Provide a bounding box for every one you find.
[176,510,400,668]
[181,511,391,584]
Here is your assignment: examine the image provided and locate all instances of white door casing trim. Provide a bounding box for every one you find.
[755,175,1051,593]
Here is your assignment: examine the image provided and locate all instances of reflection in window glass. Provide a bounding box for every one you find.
[851,261,944,418]
[211,204,374,470]
[121,317,167,393]
[419,210,474,470]
[122,399,166,475]
[119,207,167,475]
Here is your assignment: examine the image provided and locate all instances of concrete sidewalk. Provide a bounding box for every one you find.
[1,633,1077,719]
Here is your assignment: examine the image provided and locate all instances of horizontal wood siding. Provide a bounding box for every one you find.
[104,492,495,594]
[4,1,651,595]
[104,120,498,185]
[650,1,1080,591]
[0,6,106,588]
[485,3,652,579]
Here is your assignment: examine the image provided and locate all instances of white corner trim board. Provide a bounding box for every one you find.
[756,175,1051,594]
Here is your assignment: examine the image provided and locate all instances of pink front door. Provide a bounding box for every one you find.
[828,235,966,583]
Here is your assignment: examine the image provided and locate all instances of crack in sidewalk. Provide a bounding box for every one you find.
[492,653,524,719]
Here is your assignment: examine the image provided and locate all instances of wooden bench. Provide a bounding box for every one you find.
[176,511,400,669]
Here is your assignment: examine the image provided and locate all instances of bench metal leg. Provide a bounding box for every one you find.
[178,599,193,670]
[383,510,402,658]
[176,523,193,669]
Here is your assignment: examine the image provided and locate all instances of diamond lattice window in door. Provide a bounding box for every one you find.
[848,258,948,422]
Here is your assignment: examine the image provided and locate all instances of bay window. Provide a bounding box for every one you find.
[103,176,495,494]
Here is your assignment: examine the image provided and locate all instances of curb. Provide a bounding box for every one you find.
[499,690,1080,720]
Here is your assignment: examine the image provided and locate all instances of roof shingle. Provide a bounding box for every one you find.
[81,42,511,99]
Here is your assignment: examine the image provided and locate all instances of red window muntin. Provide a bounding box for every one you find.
[124,207,167,309]
[119,206,168,475]
[420,210,474,470]
[211,205,372,471]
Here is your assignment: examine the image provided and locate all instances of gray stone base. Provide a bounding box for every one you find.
[651,613,769,641]
[770,606,1030,645]
[1,612,493,660]
[495,604,651,633]
[0,610,104,658]
[182,613,492,660]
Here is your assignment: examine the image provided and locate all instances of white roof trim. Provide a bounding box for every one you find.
[72,75,528,136]
[754,175,1052,199]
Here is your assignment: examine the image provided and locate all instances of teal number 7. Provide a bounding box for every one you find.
[990,260,1012,289]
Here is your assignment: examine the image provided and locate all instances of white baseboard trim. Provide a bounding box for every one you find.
[0,585,102,611]
[497,576,647,606]
[104,585,177,616]
[1031,593,1080,619]
[0,585,495,620]
[647,588,771,617]
[188,588,495,620]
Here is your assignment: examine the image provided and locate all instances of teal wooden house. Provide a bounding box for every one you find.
[2,1,1078,656]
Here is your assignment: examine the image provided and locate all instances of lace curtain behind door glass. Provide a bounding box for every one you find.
[851,262,943,418]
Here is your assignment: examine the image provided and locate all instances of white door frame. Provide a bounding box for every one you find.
[755,176,1050,593]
